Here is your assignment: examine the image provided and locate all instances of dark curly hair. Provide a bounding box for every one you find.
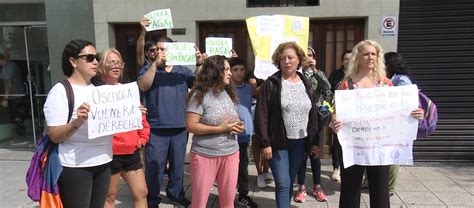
[271,42,307,70]
[187,55,237,105]
[61,39,95,77]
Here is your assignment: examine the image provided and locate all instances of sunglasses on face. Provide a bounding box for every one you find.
[76,54,100,62]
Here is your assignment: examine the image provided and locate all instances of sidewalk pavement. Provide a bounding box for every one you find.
[1,146,473,208]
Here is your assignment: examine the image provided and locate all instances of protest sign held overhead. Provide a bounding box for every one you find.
[163,42,196,65]
[246,15,309,79]
[335,85,419,168]
[205,37,233,58]
[88,82,143,139]
[144,9,173,31]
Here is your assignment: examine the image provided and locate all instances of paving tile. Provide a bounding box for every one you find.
[397,166,418,181]
[396,180,429,191]
[397,191,444,205]
[408,169,452,181]
[406,205,447,208]
[391,204,408,208]
[433,191,474,206]
[459,184,474,195]
[421,180,468,193]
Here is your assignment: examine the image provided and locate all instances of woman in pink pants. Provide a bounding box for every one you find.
[186,55,244,208]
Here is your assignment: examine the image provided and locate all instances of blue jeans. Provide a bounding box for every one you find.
[145,128,187,206]
[268,139,307,208]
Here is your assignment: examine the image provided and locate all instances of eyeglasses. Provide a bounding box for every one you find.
[76,54,99,62]
[106,61,125,69]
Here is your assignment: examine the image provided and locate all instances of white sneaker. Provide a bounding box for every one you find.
[257,175,266,188]
[264,172,274,181]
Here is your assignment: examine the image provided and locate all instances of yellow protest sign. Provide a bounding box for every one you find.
[246,15,309,79]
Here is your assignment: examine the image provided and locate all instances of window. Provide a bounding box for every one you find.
[247,0,319,7]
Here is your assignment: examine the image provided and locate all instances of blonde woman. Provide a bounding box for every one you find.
[95,49,150,208]
[331,40,423,208]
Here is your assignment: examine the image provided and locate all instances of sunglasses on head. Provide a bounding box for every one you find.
[76,54,100,62]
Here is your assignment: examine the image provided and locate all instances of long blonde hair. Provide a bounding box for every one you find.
[345,40,386,81]
[98,48,124,81]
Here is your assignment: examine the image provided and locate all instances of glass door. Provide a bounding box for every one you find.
[0,24,50,148]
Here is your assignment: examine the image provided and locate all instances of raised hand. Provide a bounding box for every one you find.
[140,16,150,30]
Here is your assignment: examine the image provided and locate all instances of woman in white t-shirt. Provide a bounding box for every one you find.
[43,39,113,208]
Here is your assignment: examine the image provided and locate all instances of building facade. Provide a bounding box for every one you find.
[0,0,472,161]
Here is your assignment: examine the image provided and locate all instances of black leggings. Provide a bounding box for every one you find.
[59,162,111,208]
[238,142,250,195]
[331,132,342,168]
[339,164,390,208]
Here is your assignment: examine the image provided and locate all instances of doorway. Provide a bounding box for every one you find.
[0,23,50,147]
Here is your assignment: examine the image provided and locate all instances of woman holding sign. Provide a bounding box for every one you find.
[254,42,321,208]
[43,39,112,208]
[93,48,150,208]
[331,40,424,208]
[185,55,244,208]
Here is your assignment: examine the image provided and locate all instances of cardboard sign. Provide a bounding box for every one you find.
[164,42,196,65]
[246,15,309,79]
[205,37,233,57]
[144,9,173,31]
[88,82,142,139]
[335,85,419,167]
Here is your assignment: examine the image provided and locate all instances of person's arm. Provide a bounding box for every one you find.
[137,63,157,91]
[314,71,332,91]
[138,52,167,91]
[136,17,150,67]
[137,111,150,147]
[254,81,272,160]
[47,102,89,143]
[194,45,207,75]
[186,112,241,135]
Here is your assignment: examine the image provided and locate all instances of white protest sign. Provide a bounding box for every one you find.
[381,15,398,38]
[205,37,233,57]
[144,9,173,32]
[335,85,419,167]
[88,82,143,139]
[164,42,196,65]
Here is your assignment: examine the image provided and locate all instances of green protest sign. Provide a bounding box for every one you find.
[164,42,196,65]
[205,37,233,57]
[144,9,173,31]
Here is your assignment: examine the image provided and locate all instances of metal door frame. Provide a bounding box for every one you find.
[0,21,47,144]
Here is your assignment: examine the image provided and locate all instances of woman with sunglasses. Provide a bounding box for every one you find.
[43,39,113,208]
[93,48,150,208]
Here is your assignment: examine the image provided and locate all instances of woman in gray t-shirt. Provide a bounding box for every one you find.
[185,55,244,208]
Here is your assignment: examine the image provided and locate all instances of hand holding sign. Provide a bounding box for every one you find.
[140,16,150,30]
[87,82,143,139]
[144,9,173,32]
[164,42,197,65]
[205,37,233,57]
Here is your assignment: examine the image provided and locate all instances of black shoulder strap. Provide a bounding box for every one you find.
[348,79,354,90]
[59,80,74,123]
